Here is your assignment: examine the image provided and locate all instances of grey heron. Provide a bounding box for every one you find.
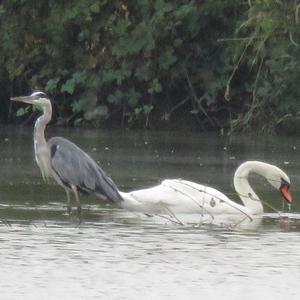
[11,91,123,213]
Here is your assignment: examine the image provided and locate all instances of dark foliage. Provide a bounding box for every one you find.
[1,0,299,132]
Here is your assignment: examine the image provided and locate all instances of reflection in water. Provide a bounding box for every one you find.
[0,126,300,299]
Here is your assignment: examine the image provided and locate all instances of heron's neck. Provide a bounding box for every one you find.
[233,161,264,214]
[34,103,52,148]
[33,102,53,180]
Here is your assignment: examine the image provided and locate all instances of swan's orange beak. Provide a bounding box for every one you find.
[280,184,293,204]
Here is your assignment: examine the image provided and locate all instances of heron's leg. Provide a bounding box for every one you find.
[65,189,72,214]
[71,185,81,214]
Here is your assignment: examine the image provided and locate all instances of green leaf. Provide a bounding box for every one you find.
[173,38,182,48]
[61,72,87,95]
[0,5,6,16]
[45,77,60,92]
[134,107,143,115]
[107,90,123,105]
[143,104,153,114]
[135,64,151,81]
[158,49,177,70]
[73,71,87,83]
[71,100,83,113]
[148,78,162,94]
[90,3,100,14]
[16,106,30,117]
[61,78,76,94]
[127,88,141,107]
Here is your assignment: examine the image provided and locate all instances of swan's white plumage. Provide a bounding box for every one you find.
[120,179,251,216]
[119,161,291,218]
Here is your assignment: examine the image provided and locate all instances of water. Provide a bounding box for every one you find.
[0,126,300,299]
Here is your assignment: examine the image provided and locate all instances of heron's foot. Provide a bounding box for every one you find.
[77,205,82,214]
[67,205,72,215]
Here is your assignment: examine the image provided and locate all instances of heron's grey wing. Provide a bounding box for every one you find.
[48,137,123,203]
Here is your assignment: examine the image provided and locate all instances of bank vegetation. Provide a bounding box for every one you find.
[1,0,300,133]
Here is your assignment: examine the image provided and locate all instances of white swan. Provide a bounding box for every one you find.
[119,161,292,218]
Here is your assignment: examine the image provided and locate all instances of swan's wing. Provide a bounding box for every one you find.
[163,179,252,216]
[121,178,251,216]
[121,184,183,213]
[161,179,231,210]
[121,179,230,214]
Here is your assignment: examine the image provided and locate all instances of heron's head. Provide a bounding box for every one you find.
[11,91,50,108]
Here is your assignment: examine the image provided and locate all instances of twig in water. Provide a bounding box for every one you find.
[159,204,185,226]
[1,219,12,227]
[162,180,215,222]
[230,216,251,229]
[156,214,184,226]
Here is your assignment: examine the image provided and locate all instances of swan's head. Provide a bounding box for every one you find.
[11,91,50,108]
[265,165,292,204]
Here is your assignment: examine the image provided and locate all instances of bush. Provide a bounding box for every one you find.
[1,0,299,132]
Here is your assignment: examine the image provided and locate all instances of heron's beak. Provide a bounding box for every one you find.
[11,95,35,104]
[280,183,293,204]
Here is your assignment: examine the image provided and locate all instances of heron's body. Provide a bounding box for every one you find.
[47,136,122,201]
[12,91,123,213]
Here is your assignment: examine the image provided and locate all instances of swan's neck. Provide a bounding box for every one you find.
[233,162,264,214]
[34,102,52,180]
